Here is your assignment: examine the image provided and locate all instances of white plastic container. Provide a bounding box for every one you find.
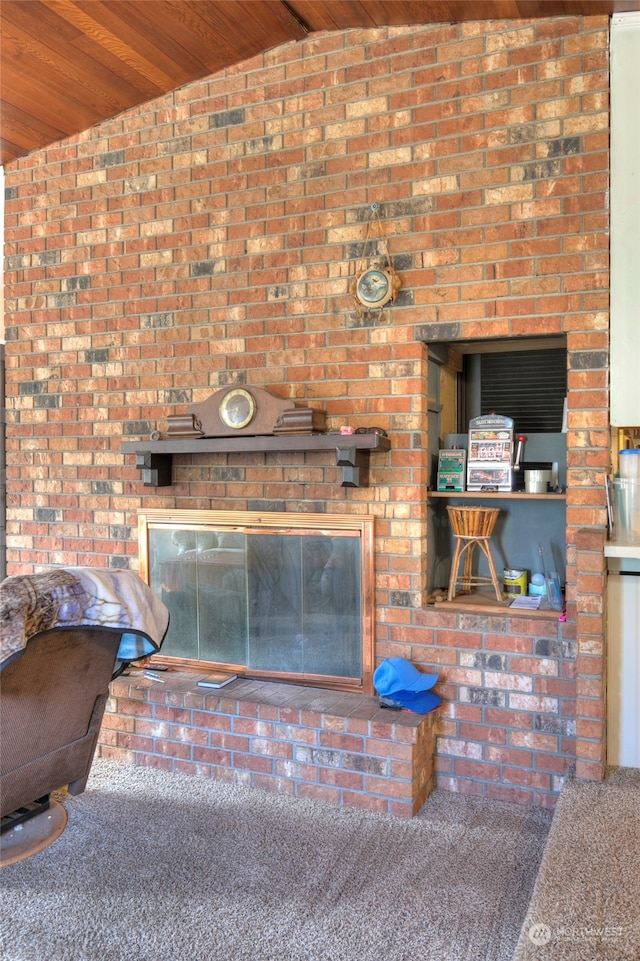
[619,449,640,480]
[529,572,547,596]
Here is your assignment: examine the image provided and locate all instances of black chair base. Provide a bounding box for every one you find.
[0,797,67,868]
[1,795,51,835]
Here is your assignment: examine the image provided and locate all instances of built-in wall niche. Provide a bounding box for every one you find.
[426,336,567,600]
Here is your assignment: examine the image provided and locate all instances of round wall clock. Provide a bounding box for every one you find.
[218,388,257,430]
[354,266,395,309]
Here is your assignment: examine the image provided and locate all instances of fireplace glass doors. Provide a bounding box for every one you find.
[138,510,375,693]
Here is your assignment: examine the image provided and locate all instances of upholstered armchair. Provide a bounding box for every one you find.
[0,568,169,831]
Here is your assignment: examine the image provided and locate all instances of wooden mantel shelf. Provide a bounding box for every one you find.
[121,432,391,488]
[120,432,391,457]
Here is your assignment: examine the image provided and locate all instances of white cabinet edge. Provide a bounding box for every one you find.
[610,16,640,426]
[605,542,640,559]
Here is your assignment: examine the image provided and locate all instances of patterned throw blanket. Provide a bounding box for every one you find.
[0,567,170,669]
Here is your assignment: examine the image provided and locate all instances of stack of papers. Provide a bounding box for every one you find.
[509,595,542,610]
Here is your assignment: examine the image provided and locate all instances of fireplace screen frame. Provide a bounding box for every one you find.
[137,509,375,694]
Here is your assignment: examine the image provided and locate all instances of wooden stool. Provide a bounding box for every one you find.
[446,506,503,602]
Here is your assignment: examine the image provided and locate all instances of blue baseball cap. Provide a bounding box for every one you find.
[374,657,442,714]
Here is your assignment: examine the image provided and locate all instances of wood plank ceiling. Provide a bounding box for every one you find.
[1,0,638,166]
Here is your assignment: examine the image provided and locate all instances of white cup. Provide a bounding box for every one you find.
[525,469,551,494]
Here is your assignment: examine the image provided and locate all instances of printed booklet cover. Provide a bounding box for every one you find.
[197,671,239,689]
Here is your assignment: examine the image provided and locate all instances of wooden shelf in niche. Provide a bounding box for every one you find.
[120,432,391,489]
[432,592,565,620]
[428,491,566,501]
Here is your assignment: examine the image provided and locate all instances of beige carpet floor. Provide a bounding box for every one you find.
[1,758,551,961]
[513,766,640,961]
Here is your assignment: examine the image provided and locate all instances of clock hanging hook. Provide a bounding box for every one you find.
[359,203,393,274]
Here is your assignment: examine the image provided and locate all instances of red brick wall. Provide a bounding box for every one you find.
[3,16,611,805]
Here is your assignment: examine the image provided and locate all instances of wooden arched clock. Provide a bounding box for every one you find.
[166,385,326,438]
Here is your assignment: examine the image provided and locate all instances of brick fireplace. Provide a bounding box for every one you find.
[3,16,611,811]
[100,503,438,818]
